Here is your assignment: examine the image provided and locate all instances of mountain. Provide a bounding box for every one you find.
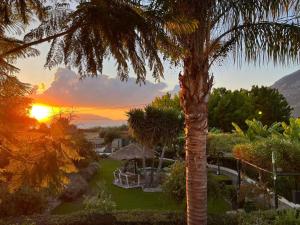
[72,113,126,128]
[272,69,300,117]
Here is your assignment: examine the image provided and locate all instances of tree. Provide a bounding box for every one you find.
[151,92,182,112]
[2,1,300,224]
[99,128,121,145]
[150,2,300,224]
[208,88,254,131]
[249,85,292,126]
[150,93,185,159]
[0,78,83,192]
[127,106,183,172]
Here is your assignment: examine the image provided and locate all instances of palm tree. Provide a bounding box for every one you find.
[150,1,300,224]
[127,106,183,186]
[2,1,300,225]
[0,0,47,77]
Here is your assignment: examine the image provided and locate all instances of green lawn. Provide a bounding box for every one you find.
[52,159,230,215]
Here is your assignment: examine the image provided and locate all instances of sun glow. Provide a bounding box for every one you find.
[30,104,52,121]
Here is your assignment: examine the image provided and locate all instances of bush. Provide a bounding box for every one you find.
[237,210,300,225]
[233,137,300,172]
[0,211,185,225]
[274,210,300,225]
[0,186,47,217]
[83,183,116,213]
[237,210,276,225]
[207,173,222,198]
[2,209,300,225]
[207,133,248,155]
[162,161,186,202]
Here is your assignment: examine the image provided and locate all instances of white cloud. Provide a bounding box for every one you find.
[34,68,167,108]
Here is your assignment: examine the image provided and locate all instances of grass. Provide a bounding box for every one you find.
[52,159,230,215]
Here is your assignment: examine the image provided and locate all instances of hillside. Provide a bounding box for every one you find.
[272,69,300,117]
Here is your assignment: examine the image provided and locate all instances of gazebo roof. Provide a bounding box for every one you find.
[110,143,154,160]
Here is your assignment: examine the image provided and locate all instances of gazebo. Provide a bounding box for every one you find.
[110,143,154,188]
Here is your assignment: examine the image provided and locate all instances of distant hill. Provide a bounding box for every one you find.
[272,70,300,117]
[72,113,126,128]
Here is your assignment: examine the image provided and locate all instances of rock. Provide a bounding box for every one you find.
[59,162,100,201]
[80,162,100,181]
[60,173,88,201]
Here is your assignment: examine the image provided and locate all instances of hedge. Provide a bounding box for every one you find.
[0,210,238,225]
[1,209,299,225]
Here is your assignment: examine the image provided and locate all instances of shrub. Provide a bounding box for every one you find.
[207,133,248,155]
[233,137,300,172]
[163,161,234,204]
[2,210,300,225]
[238,183,272,211]
[0,186,47,217]
[274,210,300,225]
[83,183,116,213]
[162,161,186,202]
[237,210,275,225]
[207,173,222,198]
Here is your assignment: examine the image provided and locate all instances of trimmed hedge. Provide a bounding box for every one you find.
[0,211,238,225]
[0,211,184,225]
[2,210,300,225]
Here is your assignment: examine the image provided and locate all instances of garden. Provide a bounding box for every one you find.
[53,159,231,215]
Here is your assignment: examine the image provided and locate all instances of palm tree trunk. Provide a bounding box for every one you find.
[142,146,146,172]
[180,47,212,225]
[157,146,166,171]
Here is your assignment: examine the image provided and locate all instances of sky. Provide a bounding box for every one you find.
[15,42,300,127]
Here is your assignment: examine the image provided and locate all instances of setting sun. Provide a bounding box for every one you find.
[30,104,52,121]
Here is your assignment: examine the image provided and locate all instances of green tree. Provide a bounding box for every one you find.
[150,93,185,159]
[2,1,300,224]
[250,85,292,125]
[127,106,183,171]
[151,93,182,112]
[208,88,254,131]
[208,86,292,132]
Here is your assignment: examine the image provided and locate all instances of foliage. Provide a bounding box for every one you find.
[209,86,291,132]
[151,93,182,112]
[238,184,272,211]
[127,106,184,148]
[235,210,300,225]
[100,130,121,145]
[233,137,300,172]
[0,76,36,134]
[232,119,282,141]
[149,87,291,133]
[209,88,254,132]
[163,162,233,203]
[274,210,300,225]
[84,183,116,213]
[2,210,300,225]
[249,86,292,126]
[0,114,83,192]
[207,133,248,155]
[0,211,186,225]
[282,118,300,142]
[0,186,47,217]
[21,0,182,82]
[162,161,186,202]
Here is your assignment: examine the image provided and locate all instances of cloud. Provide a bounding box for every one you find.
[34,68,167,108]
[169,84,180,95]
